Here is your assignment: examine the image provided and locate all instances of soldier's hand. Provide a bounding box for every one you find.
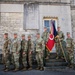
[56,35,59,38]
[29,51,32,54]
[23,52,25,55]
[16,52,19,54]
[41,52,43,54]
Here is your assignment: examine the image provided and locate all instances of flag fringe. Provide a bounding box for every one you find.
[46,45,52,52]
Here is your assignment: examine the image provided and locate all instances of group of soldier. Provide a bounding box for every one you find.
[2,26,74,72]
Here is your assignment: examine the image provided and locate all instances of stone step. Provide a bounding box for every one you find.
[46,62,68,66]
[44,66,68,71]
[48,53,57,59]
[46,59,65,62]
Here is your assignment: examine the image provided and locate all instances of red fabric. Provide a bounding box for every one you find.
[46,34,55,51]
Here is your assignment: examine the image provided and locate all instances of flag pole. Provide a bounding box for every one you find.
[57,38,67,62]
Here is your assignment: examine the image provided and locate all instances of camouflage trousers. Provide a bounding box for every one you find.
[28,51,32,67]
[55,41,66,57]
[22,51,27,68]
[12,53,19,69]
[67,47,74,64]
[45,47,50,58]
[55,43,63,58]
[3,53,10,68]
[36,51,43,67]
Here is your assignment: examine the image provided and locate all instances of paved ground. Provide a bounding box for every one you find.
[0,65,75,75]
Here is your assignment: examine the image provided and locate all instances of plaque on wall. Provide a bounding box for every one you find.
[24,3,39,29]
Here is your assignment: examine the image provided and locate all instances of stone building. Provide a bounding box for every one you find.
[0,0,75,53]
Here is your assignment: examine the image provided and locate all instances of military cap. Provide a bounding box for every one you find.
[44,27,47,29]
[14,33,17,35]
[67,32,70,35]
[37,33,40,35]
[4,33,8,35]
[22,34,25,37]
[28,34,31,38]
[57,26,61,28]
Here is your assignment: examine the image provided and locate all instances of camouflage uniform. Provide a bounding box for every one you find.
[42,31,49,58]
[35,37,45,69]
[2,37,11,70]
[66,36,74,66]
[11,38,21,69]
[27,37,34,69]
[21,38,27,69]
[55,31,65,58]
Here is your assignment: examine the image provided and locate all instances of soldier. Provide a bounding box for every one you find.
[11,33,21,71]
[2,33,11,72]
[42,27,49,61]
[55,26,65,59]
[27,35,34,70]
[21,34,27,71]
[35,33,45,71]
[66,32,74,68]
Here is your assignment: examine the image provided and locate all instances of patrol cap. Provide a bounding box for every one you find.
[28,34,31,38]
[37,33,40,35]
[22,34,25,37]
[67,32,70,35]
[14,33,17,35]
[4,33,8,35]
[57,26,60,28]
[44,27,47,28]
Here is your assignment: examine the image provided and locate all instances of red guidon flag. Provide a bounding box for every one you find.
[46,34,55,51]
[46,20,58,51]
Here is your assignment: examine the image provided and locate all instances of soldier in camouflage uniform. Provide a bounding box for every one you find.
[27,35,34,70]
[55,26,65,59]
[2,33,11,72]
[42,27,49,62]
[11,33,21,71]
[66,32,74,68]
[35,33,45,71]
[21,34,27,71]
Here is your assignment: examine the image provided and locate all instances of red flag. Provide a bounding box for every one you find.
[46,20,57,51]
[46,34,55,51]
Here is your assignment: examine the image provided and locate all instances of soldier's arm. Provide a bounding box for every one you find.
[46,32,49,43]
[24,41,28,52]
[31,41,34,52]
[41,33,44,39]
[17,40,21,53]
[8,39,12,53]
[71,39,74,50]
[42,40,45,51]
[60,32,65,41]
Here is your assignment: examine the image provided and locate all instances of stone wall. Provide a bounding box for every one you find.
[71,9,75,40]
[0,0,70,3]
[0,12,25,49]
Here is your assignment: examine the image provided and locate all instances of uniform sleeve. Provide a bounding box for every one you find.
[8,39,12,51]
[46,32,49,43]
[17,40,21,52]
[42,40,45,51]
[41,33,44,39]
[71,39,74,49]
[31,41,34,51]
[60,32,65,41]
[24,41,27,52]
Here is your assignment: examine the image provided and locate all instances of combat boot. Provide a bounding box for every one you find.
[36,67,40,70]
[40,67,44,71]
[4,68,9,72]
[28,67,32,70]
[22,67,27,71]
[13,68,19,72]
[45,56,49,60]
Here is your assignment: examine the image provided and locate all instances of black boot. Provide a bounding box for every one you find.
[40,67,44,71]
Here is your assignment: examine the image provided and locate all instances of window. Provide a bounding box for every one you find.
[43,17,58,32]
